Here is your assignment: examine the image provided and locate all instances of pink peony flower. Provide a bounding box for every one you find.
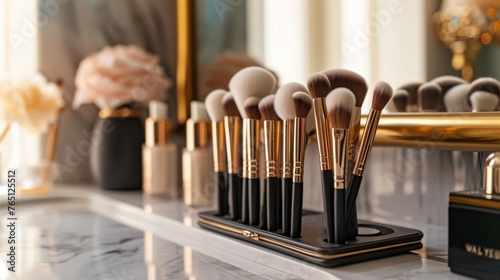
[73,45,171,109]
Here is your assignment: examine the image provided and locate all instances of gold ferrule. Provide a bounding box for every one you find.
[99,108,140,119]
[244,118,261,179]
[293,118,307,183]
[212,121,225,172]
[360,112,500,151]
[348,107,361,161]
[224,116,241,174]
[282,119,294,178]
[186,119,209,151]
[312,98,332,170]
[264,120,281,178]
[145,118,172,147]
[332,128,349,189]
[354,110,381,176]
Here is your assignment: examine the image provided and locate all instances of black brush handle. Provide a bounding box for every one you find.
[346,174,362,240]
[281,177,293,236]
[266,177,279,231]
[217,171,228,216]
[260,179,268,230]
[249,178,260,226]
[346,174,362,224]
[241,178,249,224]
[229,173,241,221]
[334,188,346,244]
[290,182,304,238]
[321,170,335,243]
[277,178,282,232]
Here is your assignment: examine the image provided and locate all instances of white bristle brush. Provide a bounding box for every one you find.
[229,66,277,118]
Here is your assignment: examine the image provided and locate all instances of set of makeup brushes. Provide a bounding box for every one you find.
[202,66,393,244]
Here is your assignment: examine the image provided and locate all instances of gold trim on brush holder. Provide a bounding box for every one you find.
[360,112,500,151]
[198,218,421,260]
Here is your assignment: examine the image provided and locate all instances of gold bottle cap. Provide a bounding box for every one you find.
[484,152,500,195]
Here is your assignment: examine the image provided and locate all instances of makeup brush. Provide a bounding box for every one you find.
[222,93,242,221]
[275,82,309,235]
[306,73,335,243]
[392,89,409,113]
[430,76,467,112]
[243,97,263,226]
[468,78,500,112]
[418,83,441,112]
[346,81,393,228]
[325,88,355,244]
[259,95,282,231]
[229,67,276,224]
[398,82,422,112]
[418,83,452,224]
[468,78,500,188]
[290,91,313,238]
[205,89,228,216]
[444,84,476,200]
[444,84,472,112]
[322,69,367,241]
[229,66,277,119]
[322,69,367,170]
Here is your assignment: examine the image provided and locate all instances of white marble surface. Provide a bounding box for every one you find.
[0,186,473,280]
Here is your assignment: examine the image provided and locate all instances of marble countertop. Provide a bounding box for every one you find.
[0,185,471,280]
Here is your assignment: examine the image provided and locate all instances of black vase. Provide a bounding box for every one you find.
[90,109,144,190]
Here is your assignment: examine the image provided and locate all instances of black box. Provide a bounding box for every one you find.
[449,190,500,279]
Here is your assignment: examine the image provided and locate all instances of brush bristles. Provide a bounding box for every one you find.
[444,84,471,112]
[469,91,500,112]
[205,89,227,121]
[222,92,241,117]
[430,76,467,95]
[468,77,500,97]
[292,91,312,118]
[275,82,308,120]
[322,69,367,107]
[307,72,331,99]
[372,81,394,111]
[418,83,441,111]
[325,88,355,129]
[258,95,280,121]
[398,82,422,105]
[392,89,409,112]
[244,97,262,119]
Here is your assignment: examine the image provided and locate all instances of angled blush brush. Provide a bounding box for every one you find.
[205,89,228,216]
[222,93,242,220]
[306,73,335,243]
[275,82,309,235]
[346,81,393,231]
[290,91,313,238]
[326,88,355,244]
[259,95,282,231]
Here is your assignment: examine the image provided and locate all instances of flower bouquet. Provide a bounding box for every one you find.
[74,45,171,190]
[0,74,64,193]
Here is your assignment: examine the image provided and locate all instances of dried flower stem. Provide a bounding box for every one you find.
[0,123,11,144]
